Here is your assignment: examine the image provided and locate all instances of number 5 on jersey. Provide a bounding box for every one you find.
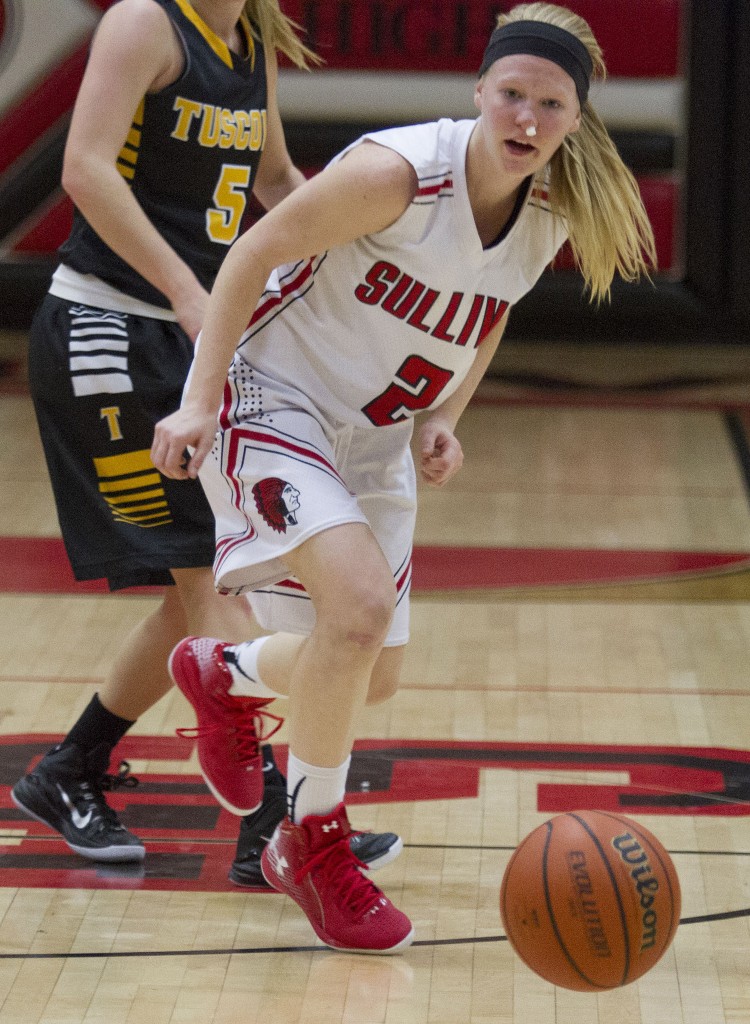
[207,164,252,244]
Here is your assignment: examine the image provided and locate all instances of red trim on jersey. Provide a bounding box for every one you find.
[275,578,306,591]
[247,259,315,329]
[416,177,453,198]
[395,558,412,593]
[232,426,346,484]
[215,523,257,577]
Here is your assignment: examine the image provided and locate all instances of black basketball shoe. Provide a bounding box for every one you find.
[229,745,404,887]
[11,742,144,862]
[349,828,404,870]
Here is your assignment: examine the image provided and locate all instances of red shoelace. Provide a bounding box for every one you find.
[296,833,384,917]
[177,696,284,765]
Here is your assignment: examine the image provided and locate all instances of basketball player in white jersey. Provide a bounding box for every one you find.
[151,3,656,953]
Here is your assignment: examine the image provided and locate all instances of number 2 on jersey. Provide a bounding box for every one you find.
[362,354,454,426]
[207,164,252,244]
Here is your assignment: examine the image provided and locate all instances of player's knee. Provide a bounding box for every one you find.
[344,593,395,651]
[321,576,396,652]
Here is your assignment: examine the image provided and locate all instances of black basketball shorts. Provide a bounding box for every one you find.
[29,295,216,590]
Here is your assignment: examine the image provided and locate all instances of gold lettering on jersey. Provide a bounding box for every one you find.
[250,110,266,150]
[199,106,222,147]
[172,98,266,151]
[100,406,123,442]
[218,108,237,148]
[234,111,252,148]
[171,98,203,140]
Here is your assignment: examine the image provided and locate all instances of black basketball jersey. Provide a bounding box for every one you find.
[59,0,268,308]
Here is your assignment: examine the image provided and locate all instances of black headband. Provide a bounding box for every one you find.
[479,21,593,106]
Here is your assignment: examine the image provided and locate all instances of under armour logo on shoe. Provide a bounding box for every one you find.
[322,821,339,833]
[368,898,388,916]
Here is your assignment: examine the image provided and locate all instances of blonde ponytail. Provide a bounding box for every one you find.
[243,0,321,70]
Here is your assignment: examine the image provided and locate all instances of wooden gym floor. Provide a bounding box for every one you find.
[0,331,748,1023]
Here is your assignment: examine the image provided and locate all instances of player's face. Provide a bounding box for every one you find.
[474,53,582,177]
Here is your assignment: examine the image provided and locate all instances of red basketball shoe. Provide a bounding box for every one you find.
[169,637,283,815]
[261,802,414,954]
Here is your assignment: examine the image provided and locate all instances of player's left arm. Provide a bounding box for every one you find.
[418,308,509,487]
[251,42,307,210]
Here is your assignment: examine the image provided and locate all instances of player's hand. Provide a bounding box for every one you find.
[418,416,463,486]
[151,405,217,480]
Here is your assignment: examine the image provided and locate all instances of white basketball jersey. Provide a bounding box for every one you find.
[228,118,568,429]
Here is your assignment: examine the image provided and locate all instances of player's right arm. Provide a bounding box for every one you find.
[61,0,208,338]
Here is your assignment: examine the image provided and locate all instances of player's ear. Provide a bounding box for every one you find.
[474,77,484,112]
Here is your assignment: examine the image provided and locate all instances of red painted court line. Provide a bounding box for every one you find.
[0,537,162,595]
[412,547,750,591]
[1,537,748,594]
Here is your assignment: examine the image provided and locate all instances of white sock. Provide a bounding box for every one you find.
[287,752,351,823]
[223,637,286,699]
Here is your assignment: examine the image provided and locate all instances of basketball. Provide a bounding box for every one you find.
[500,810,681,991]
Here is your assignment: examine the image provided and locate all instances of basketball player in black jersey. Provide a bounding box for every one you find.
[11,0,400,882]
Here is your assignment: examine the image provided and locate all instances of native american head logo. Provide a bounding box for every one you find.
[252,477,301,534]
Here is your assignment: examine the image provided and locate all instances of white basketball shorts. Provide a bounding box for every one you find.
[199,405,416,646]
